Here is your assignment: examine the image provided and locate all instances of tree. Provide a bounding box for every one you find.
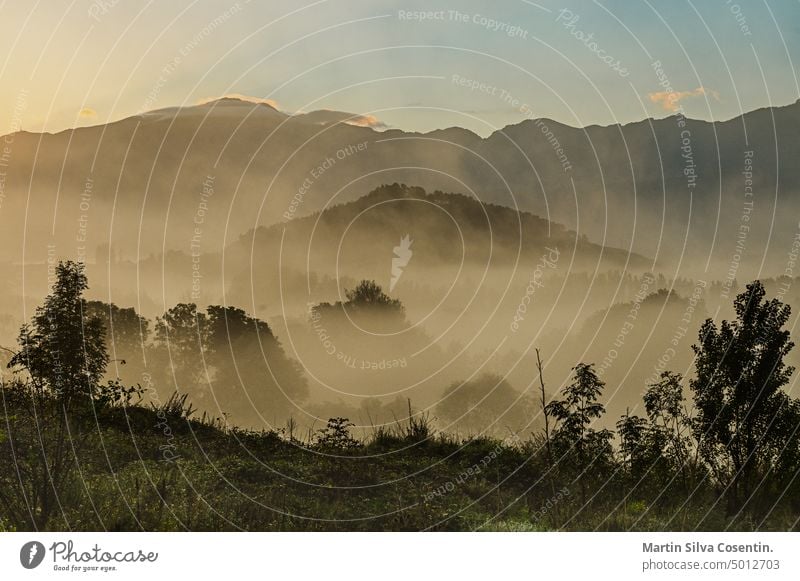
[545,363,614,504]
[691,280,796,513]
[616,372,693,496]
[345,280,403,312]
[314,280,404,318]
[616,411,650,480]
[3,261,112,529]
[314,417,361,451]
[312,280,406,337]
[152,304,307,426]
[9,261,107,404]
[85,301,149,383]
[437,373,533,436]
[85,301,149,359]
[546,364,609,450]
[204,305,307,426]
[152,303,209,398]
[642,371,692,479]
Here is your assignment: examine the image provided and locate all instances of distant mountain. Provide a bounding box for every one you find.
[220,183,648,316]
[2,96,799,279]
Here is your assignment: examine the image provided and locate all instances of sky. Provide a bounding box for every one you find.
[1,0,799,137]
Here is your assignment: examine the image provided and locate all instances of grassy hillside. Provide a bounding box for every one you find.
[1,384,797,532]
[2,262,800,533]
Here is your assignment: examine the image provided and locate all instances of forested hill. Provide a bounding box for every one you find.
[229,183,649,277]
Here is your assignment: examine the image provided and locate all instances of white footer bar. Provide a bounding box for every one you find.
[1,532,797,580]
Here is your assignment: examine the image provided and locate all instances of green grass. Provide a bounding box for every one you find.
[1,392,797,531]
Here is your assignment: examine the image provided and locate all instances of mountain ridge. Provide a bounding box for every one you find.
[8,95,799,140]
[1,96,799,280]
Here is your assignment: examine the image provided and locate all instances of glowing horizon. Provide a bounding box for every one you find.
[1,1,799,137]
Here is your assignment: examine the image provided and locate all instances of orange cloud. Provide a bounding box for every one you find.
[344,113,386,129]
[648,87,720,112]
[197,93,280,109]
[194,97,385,128]
[291,109,387,129]
[79,107,97,118]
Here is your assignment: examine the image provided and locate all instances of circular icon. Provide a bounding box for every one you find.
[20,541,45,569]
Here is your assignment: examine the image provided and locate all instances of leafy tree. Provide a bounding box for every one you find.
[9,261,107,404]
[345,280,403,312]
[152,303,209,397]
[312,280,407,339]
[85,301,150,383]
[152,304,306,426]
[643,372,692,477]
[691,280,796,513]
[616,411,650,480]
[85,301,149,359]
[314,280,404,319]
[314,417,361,451]
[616,372,693,497]
[437,373,533,436]
[546,363,614,503]
[546,364,609,448]
[2,261,119,529]
[204,305,307,426]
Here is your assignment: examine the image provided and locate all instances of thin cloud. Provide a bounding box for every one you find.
[197,93,281,110]
[79,107,98,118]
[648,87,720,112]
[291,109,387,129]
[195,96,385,128]
[345,113,386,129]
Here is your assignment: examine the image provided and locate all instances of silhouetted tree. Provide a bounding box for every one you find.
[314,417,361,451]
[152,303,209,397]
[345,280,403,312]
[9,261,107,404]
[546,363,614,504]
[204,305,307,425]
[617,372,693,497]
[315,280,403,317]
[152,304,306,425]
[85,301,149,382]
[4,261,110,529]
[643,371,692,479]
[437,373,533,436]
[617,411,650,480]
[691,280,795,513]
[312,280,408,339]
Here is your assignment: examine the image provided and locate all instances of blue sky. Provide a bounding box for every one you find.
[1,0,799,136]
